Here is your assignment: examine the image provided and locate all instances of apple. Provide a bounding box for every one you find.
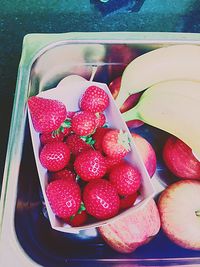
[131,133,157,177]
[108,76,121,100]
[163,136,200,179]
[107,45,139,81]
[98,199,160,253]
[158,179,200,250]
[109,76,144,128]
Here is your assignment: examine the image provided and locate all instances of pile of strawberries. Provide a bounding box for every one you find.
[28,85,141,227]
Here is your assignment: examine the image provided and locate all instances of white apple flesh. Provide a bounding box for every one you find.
[158,179,200,250]
[98,199,160,253]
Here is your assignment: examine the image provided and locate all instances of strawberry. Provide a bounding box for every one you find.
[71,111,97,136]
[65,134,91,156]
[39,141,70,171]
[92,127,111,152]
[52,120,71,137]
[102,129,131,160]
[83,179,120,220]
[74,150,107,181]
[46,179,81,218]
[64,203,88,227]
[105,156,123,173]
[66,111,76,119]
[66,210,88,227]
[28,96,67,133]
[40,125,71,145]
[80,86,109,113]
[50,168,76,182]
[95,113,106,128]
[119,192,138,210]
[40,132,65,145]
[109,162,141,196]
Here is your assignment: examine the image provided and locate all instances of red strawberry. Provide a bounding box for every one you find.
[74,150,107,181]
[80,86,109,113]
[119,192,138,210]
[95,113,106,128]
[105,156,123,173]
[46,179,81,218]
[39,142,70,171]
[40,125,71,145]
[71,111,96,136]
[102,129,131,159]
[65,134,91,156]
[92,127,111,152]
[40,132,65,145]
[83,179,120,220]
[109,162,141,196]
[64,203,88,227]
[65,210,88,227]
[66,111,76,119]
[28,96,67,133]
[50,168,76,182]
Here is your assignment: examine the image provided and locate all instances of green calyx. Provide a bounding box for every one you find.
[80,135,95,146]
[70,203,86,221]
[52,119,71,137]
[118,129,131,152]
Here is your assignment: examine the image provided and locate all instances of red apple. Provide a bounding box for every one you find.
[109,76,121,100]
[109,76,144,128]
[98,199,160,253]
[107,45,139,81]
[131,133,157,177]
[158,179,200,250]
[163,136,200,179]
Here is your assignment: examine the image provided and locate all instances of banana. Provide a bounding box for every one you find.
[122,80,200,157]
[141,80,200,100]
[116,44,200,108]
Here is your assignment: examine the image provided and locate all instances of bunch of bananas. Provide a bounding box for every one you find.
[115,44,200,158]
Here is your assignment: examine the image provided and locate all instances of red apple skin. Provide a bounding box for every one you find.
[98,199,160,253]
[163,136,200,179]
[109,76,144,128]
[158,180,200,250]
[131,133,157,177]
[126,119,144,129]
[108,45,139,81]
[109,76,121,100]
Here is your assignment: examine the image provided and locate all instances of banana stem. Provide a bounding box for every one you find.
[195,210,200,216]
[121,106,141,122]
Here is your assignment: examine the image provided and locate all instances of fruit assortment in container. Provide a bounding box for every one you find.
[27,42,200,253]
[27,75,154,233]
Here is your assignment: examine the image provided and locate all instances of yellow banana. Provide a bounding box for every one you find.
[116,44,200,108]
[141,80,200,100]
[122,80,200,157]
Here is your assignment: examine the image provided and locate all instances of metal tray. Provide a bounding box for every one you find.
[1,32,200,267]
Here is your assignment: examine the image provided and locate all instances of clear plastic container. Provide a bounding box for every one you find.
[1,32,200,267]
